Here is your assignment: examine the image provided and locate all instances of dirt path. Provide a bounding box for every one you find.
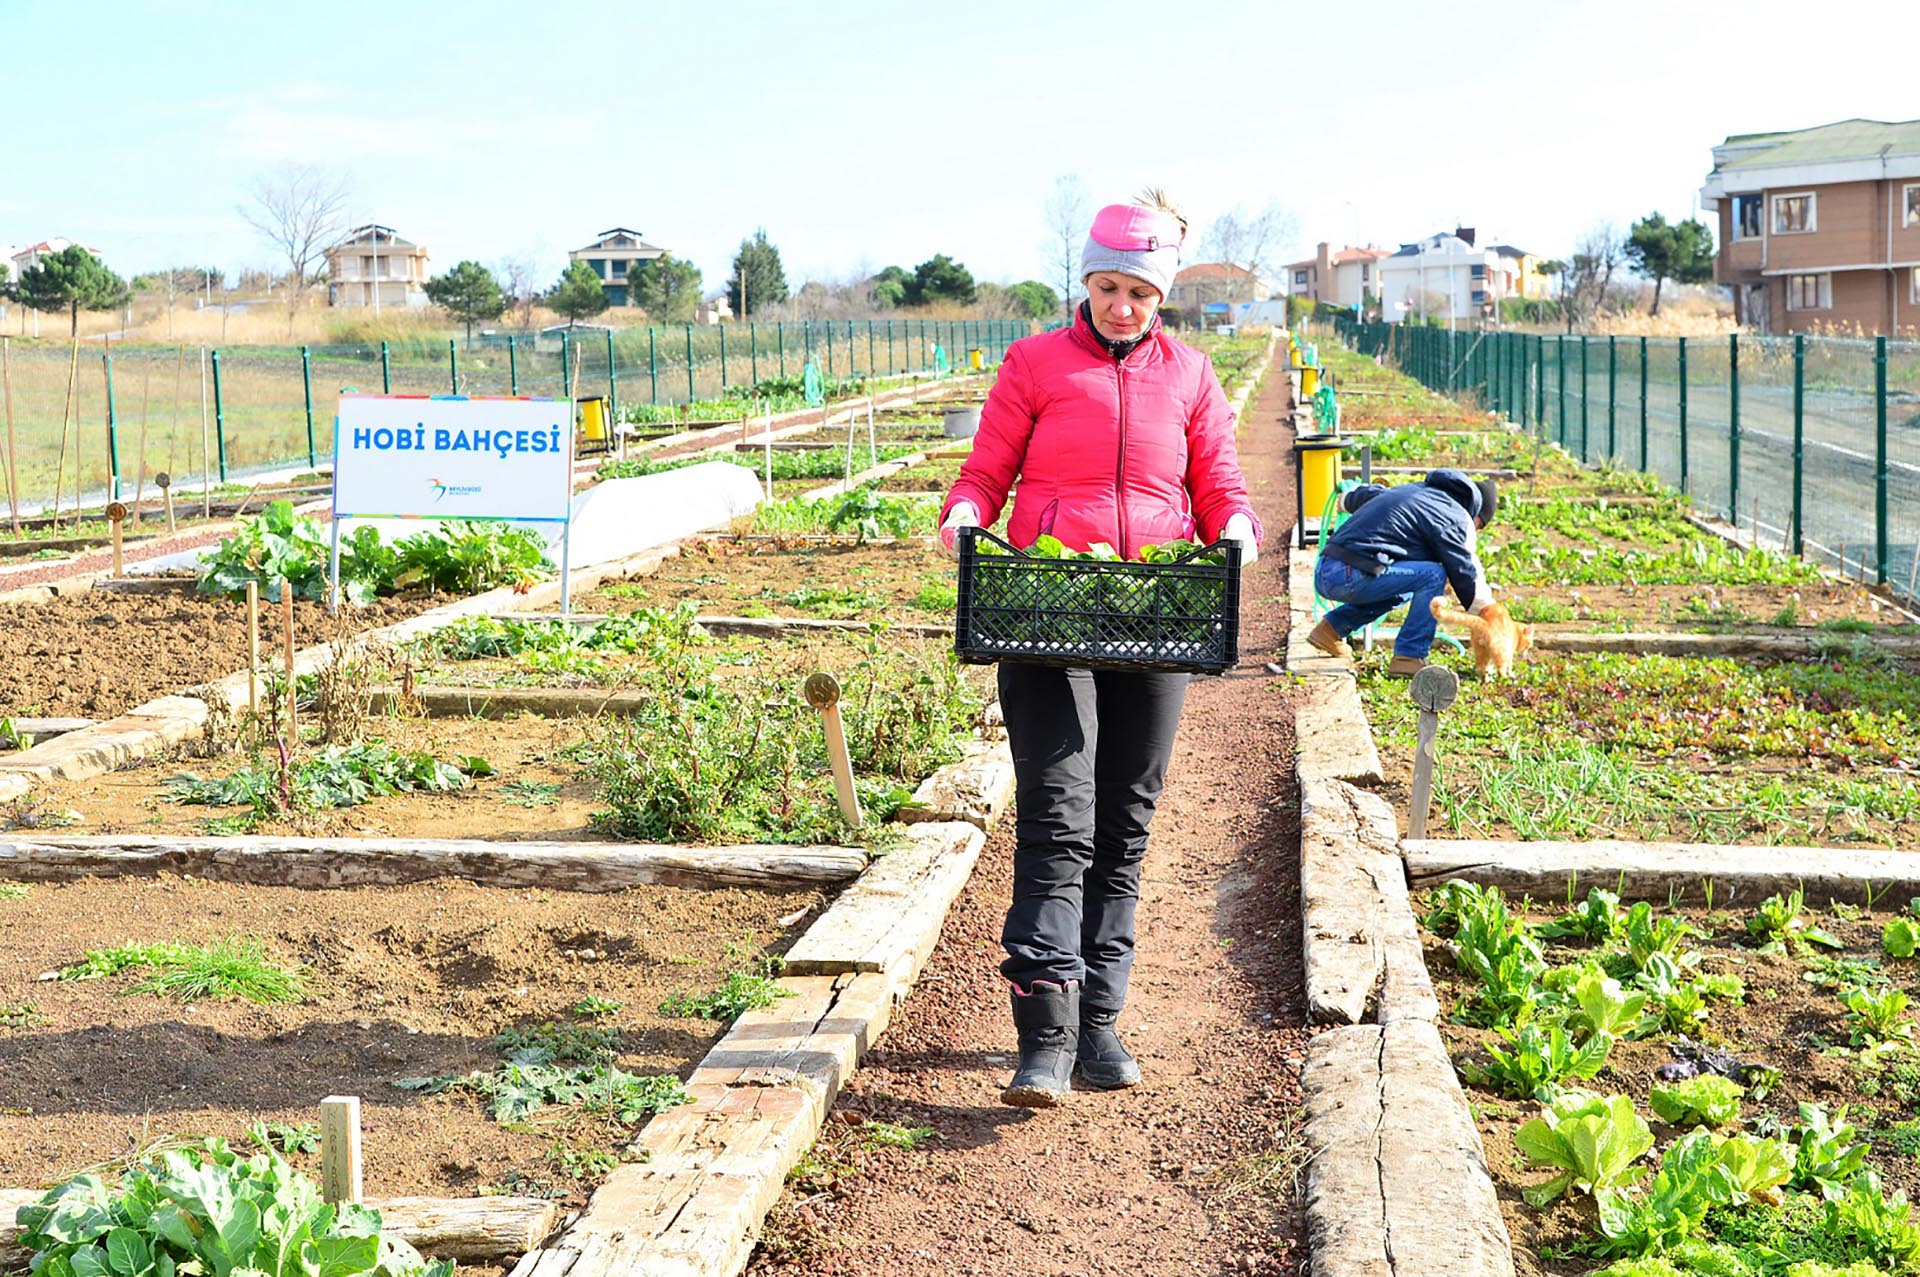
[747,367,1310,1277]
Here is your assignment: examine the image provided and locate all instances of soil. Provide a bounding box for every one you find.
[744,363,1311,1275]
[1428,904,1920,1277]
[580,538,954,623]
[0,591,436,720]
[1510,578,1910,633]
[0,874,822,1202]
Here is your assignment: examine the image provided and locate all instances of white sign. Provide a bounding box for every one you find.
[333,394,573,522]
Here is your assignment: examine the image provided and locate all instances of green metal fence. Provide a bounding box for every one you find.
[0,318,1025,521]
[1330,318,1920,603]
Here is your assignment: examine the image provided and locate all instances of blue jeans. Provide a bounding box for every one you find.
[1314,556,1448,658]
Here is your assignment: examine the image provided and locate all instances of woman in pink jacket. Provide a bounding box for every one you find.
[939,192,1261,1107]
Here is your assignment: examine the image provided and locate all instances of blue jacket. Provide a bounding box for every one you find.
[1323,469,1487,608]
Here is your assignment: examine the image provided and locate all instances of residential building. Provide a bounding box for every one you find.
[1490,244,1550,299]
[1379,228,1520,324]
[324,225,430,309]
[567,228,668,306]
[1167,262,1272,314]
[1699,117,1920,335]
[9,238,87,276]
[1281,243,1391,308]
[693,295,734,325]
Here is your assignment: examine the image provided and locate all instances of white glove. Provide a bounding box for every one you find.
[940,501,979,561]
[1223,512,1259,567]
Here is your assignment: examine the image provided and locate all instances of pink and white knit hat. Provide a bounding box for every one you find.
[1081,204,1184,300]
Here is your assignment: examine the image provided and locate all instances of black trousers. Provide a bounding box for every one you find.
[996,662,1189,1012]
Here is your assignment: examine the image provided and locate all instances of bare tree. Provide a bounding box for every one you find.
[1560,221,1623,330]
[238,165,350,328]
[1201,200,1296,293]
[498,254,537,329]
[1042,174,1089,325]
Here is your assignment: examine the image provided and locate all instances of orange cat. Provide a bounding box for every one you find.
[1429,597,1534,680]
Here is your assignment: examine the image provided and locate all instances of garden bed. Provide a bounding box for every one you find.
[0,873,818,1205]
[578,537,957,623]
[1359,645,1920,848]
[0,592,436,720]
[1421,879,1920,1277]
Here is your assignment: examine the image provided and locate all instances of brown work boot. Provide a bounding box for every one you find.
[1306,618,1351,659]
[1386,654,1427,679]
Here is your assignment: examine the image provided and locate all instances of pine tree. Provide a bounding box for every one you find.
[17,246,129,336]
[546,261,610,325]
[728,230,789,318]
[424,260,507,344]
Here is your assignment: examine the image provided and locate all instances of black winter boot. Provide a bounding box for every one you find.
[1076,1006,1142,1089]
[1002,981,1079,1108]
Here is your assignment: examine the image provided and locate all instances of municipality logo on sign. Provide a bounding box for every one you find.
[427,478,484,502]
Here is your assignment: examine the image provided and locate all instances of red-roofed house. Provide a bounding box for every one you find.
[1167,262,1273,313]
[1282,242,1391,308]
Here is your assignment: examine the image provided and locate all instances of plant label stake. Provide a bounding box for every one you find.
[155,471,175,534]
[762,402,773,501]
[106,502,127,579]
[1407,664,1458,840]
[245,581,260,721]
[319,1095,364,1204]
[282,579,296,743]
[804,672,863,828]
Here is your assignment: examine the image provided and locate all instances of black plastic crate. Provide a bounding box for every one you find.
[954,528,1241,674]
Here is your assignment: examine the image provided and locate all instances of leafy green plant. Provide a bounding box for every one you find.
[1824,1172,1920,1270]
[396,1032,687,1126]
[1714,1133,1793,1206]
[198,500,344,603]
[1789,1104,1870,1200]
[659,963,793,1022]
[1750,889,1842,956]
[1884,917,1920,959]
[0,716,37,750]
[1462,1022,1611,1100]
[1843,985,1915,1049]
[1542,887,1625,943]
[1650,1075,1745,1128]
[1623,903,1694,970]
[248,1121,322,1156]
[1569,971,1650,1040]
[859,1121,937,1152]
[498,780,562,809]
[1,1002,42,1029]
[492,1022,622,1062]
[61,937,306,1004]
[572,995,622,1018]
[14,1140,451,1277]
[167,743,479,822]
[1596,1129,1734,1257]
[392,521,552,594]
[1513,1092,1653,1206]
[825,488,932,543]
[0,882,30,900]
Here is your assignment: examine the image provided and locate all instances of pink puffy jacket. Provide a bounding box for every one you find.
[939,311,1261,560]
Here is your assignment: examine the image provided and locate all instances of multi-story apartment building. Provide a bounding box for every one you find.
[1167,262,1272,313]
[1699,118,1920,335]
[1281,243,1390,308]
[1379,228,1526,323]
[324,225,430,309]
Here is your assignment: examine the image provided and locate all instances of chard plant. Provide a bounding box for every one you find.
[1842,984,1915,1051]
[1748,889,1843,956]
[1461,1022,1611,1101]
[1595,1129,1738,1259]
[1541,887,1625,943]
[1712,1133,1793,1206]
[1568,970,1650,1041]
[1788,1103,1869,1201]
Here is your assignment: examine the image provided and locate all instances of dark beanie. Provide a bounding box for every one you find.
[1475,479,1498,526]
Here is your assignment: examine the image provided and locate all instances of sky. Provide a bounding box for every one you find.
[6,0,1920,296]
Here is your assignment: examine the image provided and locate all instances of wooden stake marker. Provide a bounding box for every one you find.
[1407,664,1458,840]
[155,471,175,535]
[106,502,127,579]
[319,1095,364,1204]
[804,672,863,828]
[245,581,260,721]
[282,579,296,742]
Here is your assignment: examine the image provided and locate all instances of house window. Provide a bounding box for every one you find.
[1469,263,1486,279]
[1294,269,1307,285]
[1906,185,1920,228]
[610,260,627,277]
[1910,267,1920,304]
[1361,265,1371,282]
[1733,194,1763,240]
[1471,289,1488,305]
[1786,273,1830,310]
[1773,192,1816,234]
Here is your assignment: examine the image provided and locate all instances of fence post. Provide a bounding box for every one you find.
[606,328,618,423]
[380,341,391,394]
[1638,336,1648,471]
[684,325,694,402]
[779,323,787,379]
[508,335,519,395]
[1678,336,1689,495]
[1556,335,1566,447]
[301,345,316,469]
[719,324,728,390]
[1535,335,1546,437]
[887,319,895,374]
[648,327,658,405]
[560,330,571,407]
[750,324,759,387]
[1579,334,1589,461]
[211,347,229,482]
[1727,333,1740,523]
[1607,335,1617,461]
[104,348,120,500]
[1792,334,1805,557]
[868,320,875,375]
[1876,333,1889,584]
[826,321,835,378]
[448,339,459,395]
